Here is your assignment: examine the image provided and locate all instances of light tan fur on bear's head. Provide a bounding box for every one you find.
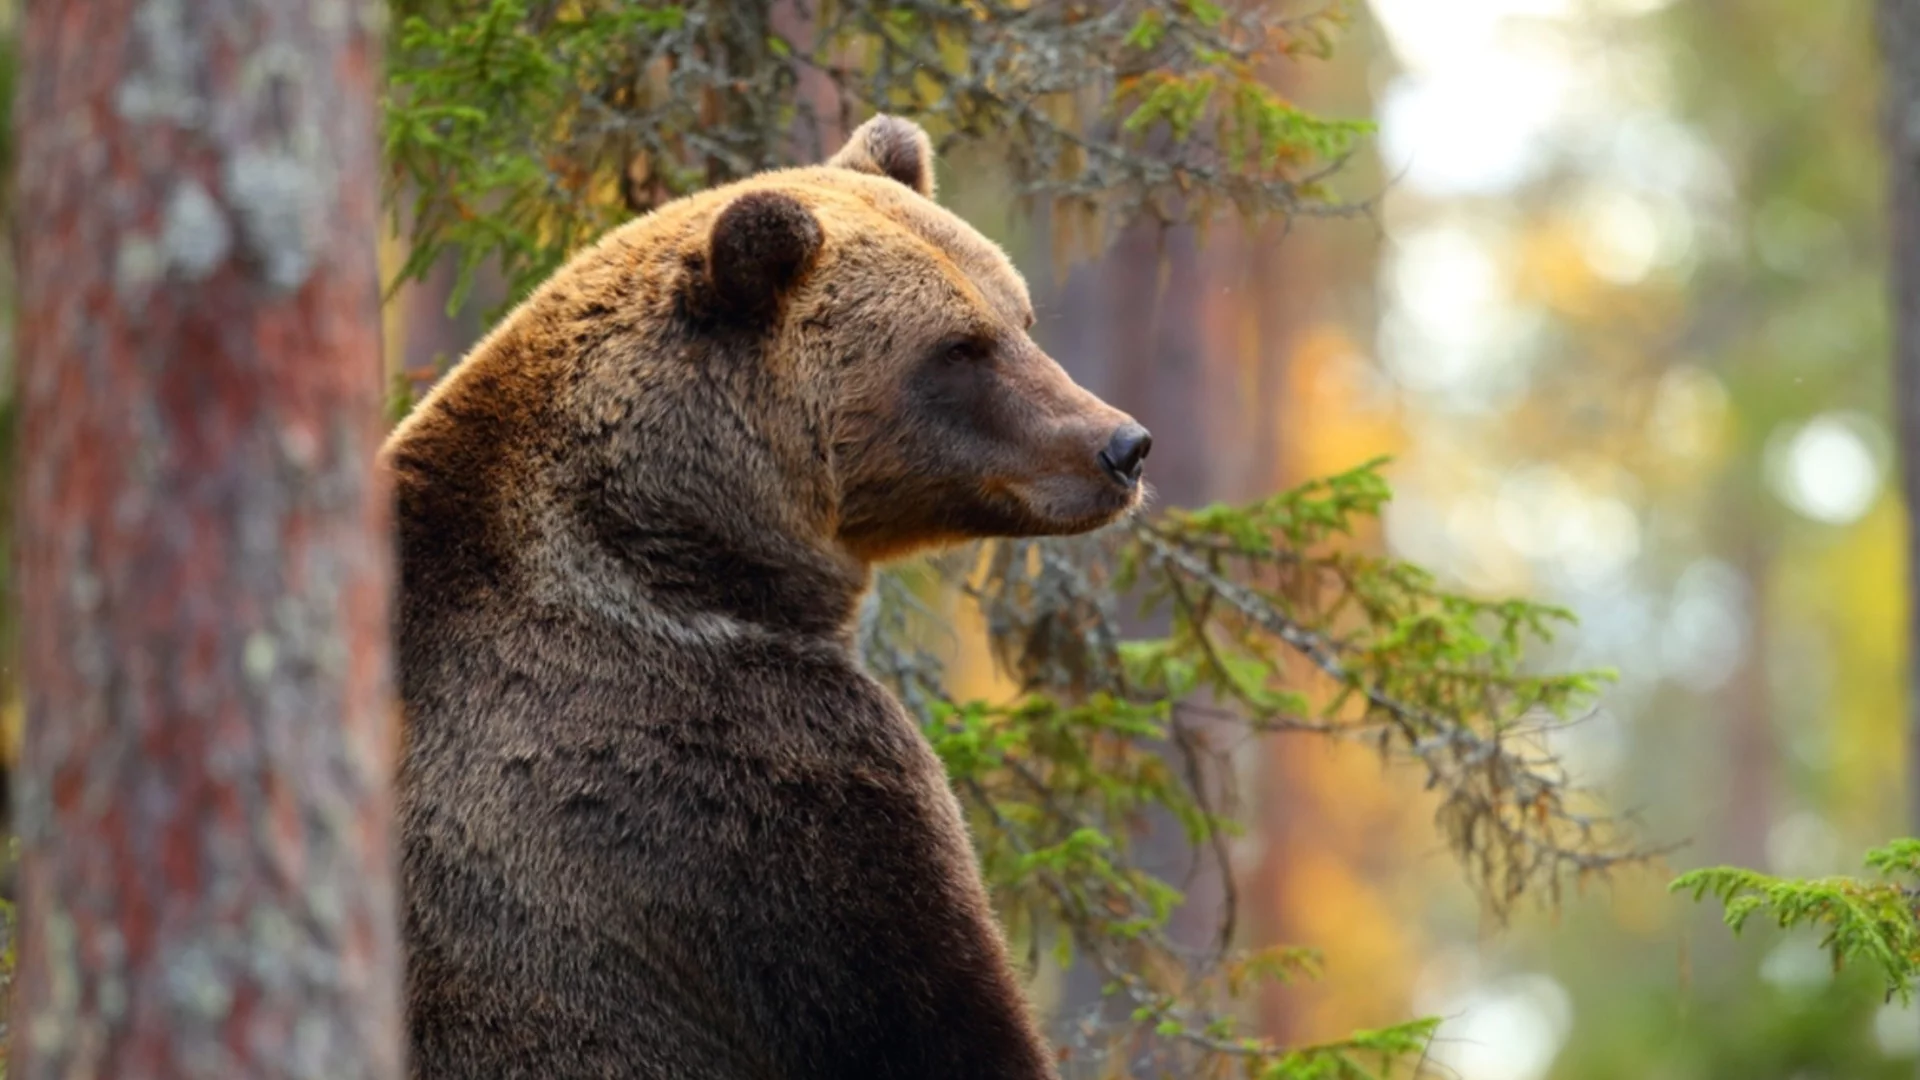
[386,115,1150,638]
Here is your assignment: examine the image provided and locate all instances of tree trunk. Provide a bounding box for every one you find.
[1717,537,1776,869]
[1882,2,1920,1072]
[1884,0,1920,861]
[9,2,399,1077]
[1038,212,1229,1057]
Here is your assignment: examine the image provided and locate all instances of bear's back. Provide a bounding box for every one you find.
[397,598,972,1077]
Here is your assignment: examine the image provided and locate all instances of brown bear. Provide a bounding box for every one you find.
[384,114,1152,1080]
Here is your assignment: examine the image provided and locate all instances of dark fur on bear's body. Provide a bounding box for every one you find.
[389,117,1148,1079]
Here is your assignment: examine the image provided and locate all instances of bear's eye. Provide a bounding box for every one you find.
[937,337,989,365]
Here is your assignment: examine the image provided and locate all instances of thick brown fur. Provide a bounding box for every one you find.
[386,114,1147,1080]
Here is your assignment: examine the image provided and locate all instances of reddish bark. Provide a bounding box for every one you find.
[9,2,399,1077]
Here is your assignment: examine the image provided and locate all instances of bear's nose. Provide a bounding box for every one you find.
[1099,423,1153,487]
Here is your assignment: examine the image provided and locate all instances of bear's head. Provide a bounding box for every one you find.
[679,115,1151,564]
[390,115,1151,631]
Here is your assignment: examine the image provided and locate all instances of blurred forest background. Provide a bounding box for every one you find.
[1,0,1912,1077]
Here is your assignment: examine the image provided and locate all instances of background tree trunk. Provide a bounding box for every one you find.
[1881,2,1920,1072]
[8,2,400,1077]
[1884,0,1920,883]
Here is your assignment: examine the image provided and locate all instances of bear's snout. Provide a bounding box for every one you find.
[1098,423,1152,488]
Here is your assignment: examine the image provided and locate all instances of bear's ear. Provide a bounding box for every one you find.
[827,114,936,199]
[706,190,824,322]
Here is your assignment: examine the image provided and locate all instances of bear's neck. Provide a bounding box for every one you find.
[561,359,871,644]
[572,474,872,643]
[392,386,872,652]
